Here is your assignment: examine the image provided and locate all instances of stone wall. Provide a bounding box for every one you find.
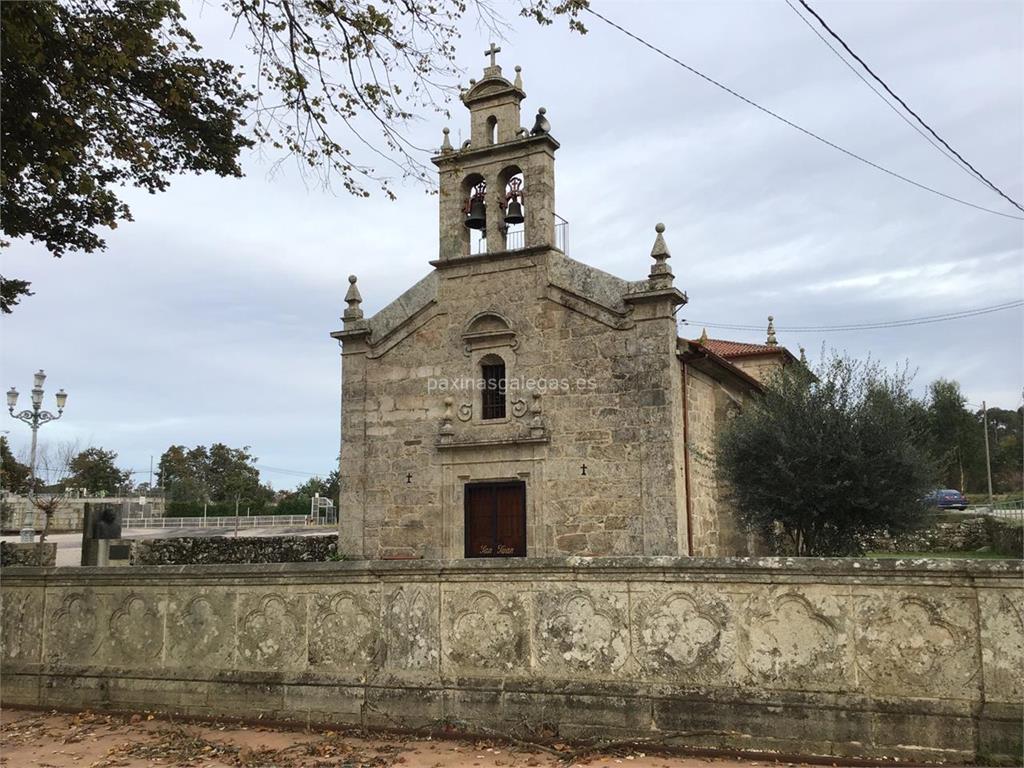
[338,250,690,561]
[1,495,166,533]
[987,517,1024,558]
[130,535,339,565]
[867,514,1023,556]
[2,557,1021,763]
[0,542,56,567]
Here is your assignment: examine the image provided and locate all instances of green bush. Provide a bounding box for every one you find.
[167,500,268,517]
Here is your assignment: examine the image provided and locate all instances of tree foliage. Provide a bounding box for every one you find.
[0,0,587,309]
[67,446,132,495]
[293,469,339,500]
[1,0,251,307]
[924,379,982,492]
[0,436,32,494]
[157,442,271,504]
[719,354,935,556]
[275,469,340,515]
[985,406,1023,493]
[920,381,1022,495]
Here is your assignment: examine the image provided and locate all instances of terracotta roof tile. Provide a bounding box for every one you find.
[701,338,786,358]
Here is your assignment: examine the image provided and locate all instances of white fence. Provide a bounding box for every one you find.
[123,515,326,530]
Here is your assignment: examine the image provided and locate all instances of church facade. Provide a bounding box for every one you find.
[332,52,795,560]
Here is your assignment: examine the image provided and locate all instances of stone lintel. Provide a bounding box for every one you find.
[623,287,688,307]
[435,434,550,451]
[3,554,1020,585]
[330,326,370,344]
[431,133,559,167]
[430,244,557,269]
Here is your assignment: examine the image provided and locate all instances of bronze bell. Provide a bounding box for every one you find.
[464,197,486,230]
[504,198,524,225]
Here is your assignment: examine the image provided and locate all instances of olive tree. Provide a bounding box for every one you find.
[718,353,935,556]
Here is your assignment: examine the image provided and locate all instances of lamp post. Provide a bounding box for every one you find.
[7,370,68,542]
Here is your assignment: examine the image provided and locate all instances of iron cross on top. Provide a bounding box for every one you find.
[485,43,501,67]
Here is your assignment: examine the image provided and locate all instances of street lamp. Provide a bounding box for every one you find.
[7,370,68,542]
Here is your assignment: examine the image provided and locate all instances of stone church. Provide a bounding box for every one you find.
[333,51,796,560]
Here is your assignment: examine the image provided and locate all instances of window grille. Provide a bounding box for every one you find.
[481,363,506,419]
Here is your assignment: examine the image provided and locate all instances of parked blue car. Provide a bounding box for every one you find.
[921,489,968,510]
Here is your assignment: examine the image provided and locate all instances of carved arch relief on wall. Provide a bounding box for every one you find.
[462,311,518,356]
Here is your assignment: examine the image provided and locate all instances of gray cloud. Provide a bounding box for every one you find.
[2,0,1021,487]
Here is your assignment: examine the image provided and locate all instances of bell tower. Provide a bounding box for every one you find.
[432,46,559,262]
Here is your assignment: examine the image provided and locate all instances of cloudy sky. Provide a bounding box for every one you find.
[2,0,1022,490]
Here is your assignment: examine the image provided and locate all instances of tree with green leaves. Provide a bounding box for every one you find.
[719,353,935,556]
[275,469,340,516]
[157,444,211,501]
[294,469,339,501]
[0,435,32,494]
[157,442,271,506]
[1,0,587,311]
[67,447,132,496]
[924,379,984,492]
[0,0,252,311]
[986,406,1023,493]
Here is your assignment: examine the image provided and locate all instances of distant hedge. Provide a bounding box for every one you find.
[167,500,267,517]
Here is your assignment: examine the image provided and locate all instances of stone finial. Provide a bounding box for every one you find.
[529,392,545,438]
[343,274,363,322]
[799,345,807,365]
[441,127,452,153]
[531,107,550,135]
[514,65,523,90]
[699,327,709,345]
[766,315,778,346]
[648,222,674,286]
[440,397,455,442]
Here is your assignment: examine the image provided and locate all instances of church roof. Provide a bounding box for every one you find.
[701,338,796,362]
[677,338,765,392]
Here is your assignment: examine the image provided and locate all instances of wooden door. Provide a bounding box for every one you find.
[464,481,526,558]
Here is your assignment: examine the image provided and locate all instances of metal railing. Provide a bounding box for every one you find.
[123,515,331,529]
[555,214,568,253]
[466,215,569,256]
[504,227,524,251]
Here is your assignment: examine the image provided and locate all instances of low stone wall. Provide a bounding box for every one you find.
[1,557,1021,764]
[0,542,56,567]
[130,535,338,565]
[986,517,1024,558]
[867,514,1012,553]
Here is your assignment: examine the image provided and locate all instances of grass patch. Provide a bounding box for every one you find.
[866,550,1013,560]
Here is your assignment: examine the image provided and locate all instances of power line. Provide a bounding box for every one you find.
[583,6,1024,222]
[795,0,1024,214]
[682,300,1023,332]
[783,0,979,182]
[255,464,324,477]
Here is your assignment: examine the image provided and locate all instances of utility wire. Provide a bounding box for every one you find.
[795,0,1024,214]
[783,0,979,181]
[583,6,1024,222]
[681,300,1023,332]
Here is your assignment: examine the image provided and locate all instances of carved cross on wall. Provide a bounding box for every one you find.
[406,473,413,484]
[485,42,501,67]
[580,463,588,476]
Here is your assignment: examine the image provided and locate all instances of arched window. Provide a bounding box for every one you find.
[462,173,487,254]
[487,115,498,145]
[480,354,506,420]
[500,167,525,250]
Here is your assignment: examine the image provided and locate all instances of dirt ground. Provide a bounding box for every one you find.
[0,708,842,768]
